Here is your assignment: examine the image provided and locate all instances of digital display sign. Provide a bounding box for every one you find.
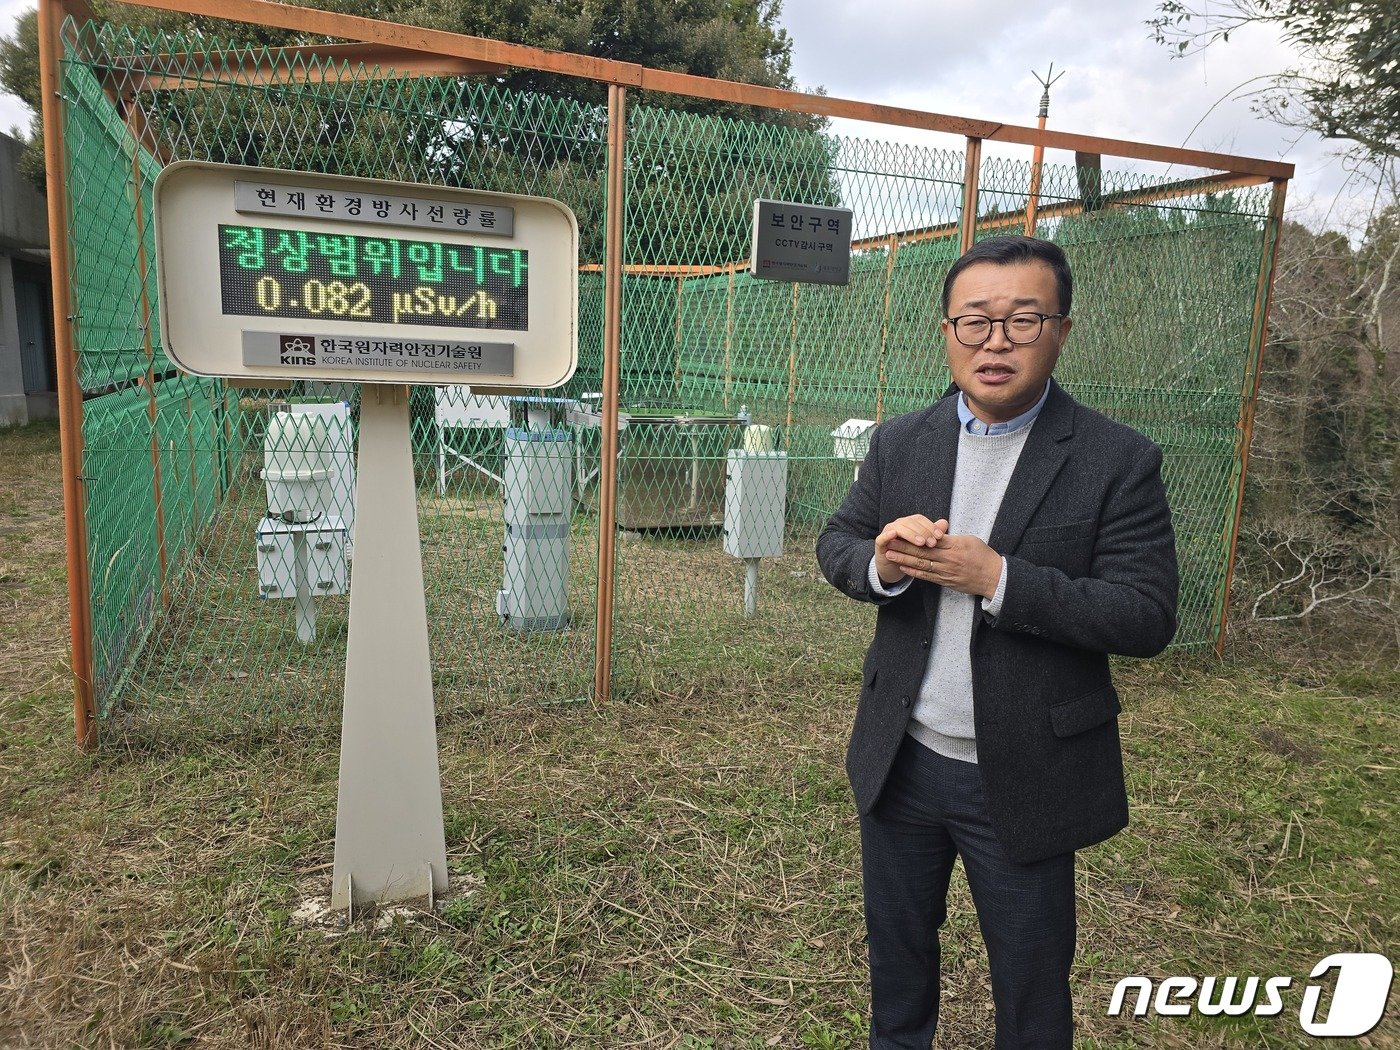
[156,163,576,387]
[218,224,529,330]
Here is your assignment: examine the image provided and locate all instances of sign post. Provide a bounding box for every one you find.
[332,382,443,910]
[154,163,578,909]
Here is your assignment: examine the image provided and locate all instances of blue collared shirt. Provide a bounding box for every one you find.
[956,379,1051,435]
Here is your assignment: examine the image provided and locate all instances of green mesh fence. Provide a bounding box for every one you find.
[57,20,1275,731]
[63,22,613,727]
[606,116,1272,696]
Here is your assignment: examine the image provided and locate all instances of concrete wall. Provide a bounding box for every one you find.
[0,133,49,249]
[0,252,26,426]
[0,131,52,427]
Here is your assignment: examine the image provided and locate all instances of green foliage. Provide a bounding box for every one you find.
[2,0,386,183]
[625,104,840,265]
[0,8,40,115]
[395,0,810,120]
[0,8,44,185]
[0,0,821,189]
[1236,204,1399,631]
[1148,0,1400,159]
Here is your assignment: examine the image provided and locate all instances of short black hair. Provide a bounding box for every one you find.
[940,235,1073,317]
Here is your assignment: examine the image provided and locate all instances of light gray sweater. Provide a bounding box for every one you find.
[906,425,1033,763]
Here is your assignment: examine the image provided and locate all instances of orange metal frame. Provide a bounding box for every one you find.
[111,0,1295,179]
[41,0,1293,745]
[41,0,96,749]
[1216,178,1290,657]
[592,85,626,703]
[104,43,507,93]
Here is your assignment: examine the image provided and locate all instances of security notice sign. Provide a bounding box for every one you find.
[154,163,578,387]
[749,199,853,285]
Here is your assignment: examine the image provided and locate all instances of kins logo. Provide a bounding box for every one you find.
[279,335,316,366]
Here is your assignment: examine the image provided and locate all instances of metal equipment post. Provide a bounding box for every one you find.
[1024,65,1064,236]
[593,84,626,705]
[1216,178,1289,656]
[39,0,98,749]
[960,138,983,255]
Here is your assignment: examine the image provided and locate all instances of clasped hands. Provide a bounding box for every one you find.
[874,515,1002,599]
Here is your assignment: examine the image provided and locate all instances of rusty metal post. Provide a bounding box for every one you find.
[1024,66,1062,235]
[723,269,734,411]
[1215,178,1289,657]
[784,283,800,440]
[876,234,898,421]
[593,84,626,704]
[1025,133,1047,235]
[128,119,170,601]
[960,138,983,255]
[40,0,98,749]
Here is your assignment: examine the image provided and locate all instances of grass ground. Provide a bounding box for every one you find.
[1,420,1396,1048]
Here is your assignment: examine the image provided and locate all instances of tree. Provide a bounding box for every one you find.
[0,0,821,190]
[1236,197,1398,651]
[1147,1,1399,160]
[0,9,42,184]
[379,0,835,263]
[2,0,379,184]
[1149,3,1400,655]
[397,0,807,121]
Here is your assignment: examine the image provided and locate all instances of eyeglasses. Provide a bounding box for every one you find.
[945,312,1065,346]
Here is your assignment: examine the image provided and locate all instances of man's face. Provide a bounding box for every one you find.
[941,259,1071,424]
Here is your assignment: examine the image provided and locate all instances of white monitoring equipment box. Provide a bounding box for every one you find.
[723,451,788,560]
[498,427,573,632]
[256,515,349,599]
[832,418,877,461]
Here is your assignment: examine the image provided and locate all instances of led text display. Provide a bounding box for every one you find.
[218,224,529,330]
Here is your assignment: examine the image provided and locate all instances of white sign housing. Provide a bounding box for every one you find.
[154,163,578,388]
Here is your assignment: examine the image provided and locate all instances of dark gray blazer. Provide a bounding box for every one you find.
[816,380,1179,864]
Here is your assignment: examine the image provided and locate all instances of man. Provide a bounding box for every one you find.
[816,235,1178,1049]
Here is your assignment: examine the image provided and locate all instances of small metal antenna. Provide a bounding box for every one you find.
[1033,64,1067,119]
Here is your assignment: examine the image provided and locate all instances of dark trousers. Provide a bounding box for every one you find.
[859,735,1076,1049]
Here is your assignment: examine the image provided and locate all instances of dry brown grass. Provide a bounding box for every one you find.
[1,421,1396,1048]
[0,421,68,709]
